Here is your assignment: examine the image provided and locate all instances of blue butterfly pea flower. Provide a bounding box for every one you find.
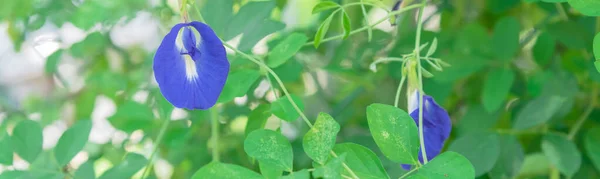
[403,91,452,169]
[153,21,229,110]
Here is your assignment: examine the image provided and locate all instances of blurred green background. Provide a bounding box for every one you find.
[0,0,600,178]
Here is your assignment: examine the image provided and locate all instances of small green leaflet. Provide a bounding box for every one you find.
[245,104,272,137]
[426,38,438,57]
[332,143,389,179]
[268,33,309,68]
[568,0,600,16]
[314,13,335,48]
[512,95,566,130]
[482,68,515,113]
[74,161,96,179]
[44,50,62,74]
[489,135,524,178]
[456,105,499,135]
[541,133,581,177]
[108,101,155,133]
[271,94,304,121]
[532,32,556,66]
[366,104,419,164]
[341,10,351,39]
[313,153,346,179]
[594,33,600,73]
[0,130,12,165]
[282,169,310,179]
[11,120,43,163]
[244,129,294,172]
[192,162,263,179]
[448,132,500,177]
[217,69,261,103]
[406,152,475,179]
[585,127,600,172]
[312,1,340,14]
[303,112,340,165]
[491,16,520,61]
[98,153,148,179]
[54,120,92,166]
[518,153,551,177]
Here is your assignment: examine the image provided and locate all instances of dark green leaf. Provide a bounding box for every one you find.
[303,112,340,164]
[191,162,263,179]
[366,103,419,164]
[245,104,272,137]
[244,129,294,172]
[456,106,498,135]
[54,120,92,166]
[332,143,389,179]
[271,95,304,121]
[541,0,567,2]
[407,152,475,179]
[312,1,340,14]
[546,21,591,49]
[314,14,335,48]
[448,132,500,177]
[594,32,600,60]
[512,96,567,130]
[533,32,556,66]
[489,135,524,179]
[482,68,515,112]
[98,153,147,179]
[585,127,600,173]
[491,16,520,61]
[568,0,600,16]
[218,69,261,103]
[108,101,155,133]
[11,120,42,163]
[541,133,581,177]
[268,33,309,68]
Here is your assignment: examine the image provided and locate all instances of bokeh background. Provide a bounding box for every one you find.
[1,0,600,179]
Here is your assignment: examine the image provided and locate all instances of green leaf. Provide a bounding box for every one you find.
[74,161,96,179]
[365,103,419,164]
[303,112,340,164]
[482,68,515,112]
[218,69,261,103]
[224,0,284,50]
[314,153,346,179]
[533,32,556,66]
[98,153,148,179]
[0,171,25,179]
[426,38,438,57]
[238,20,286,51]
[200,0,233,37]
[407,152,475,179]
[517,153,551,177]
[541,133,581,177]
[312,1,340,14]
[341,11,351,39]
[585,127,600,172]
[332,143,389,179]
[594,32,600,60]
[271,94,304,121]
[54,120,92,166]
[595,61,600,73]
[44,50,62,74]
[456,106,498,135]
[512,95,567,130]
[245,104,272,137]
[489,135,525,179]
[11,120,42,163]
[191,162,263,179]
[314,14,335,48]
[260,162,282,179]
[568,0,600,16]
[268,33,309,68]
[108,101,155,133]
[448,132,500,177]
[0,130,13,165]
[491,16,520,61]
[244,129,294,172]
[282,169,310,179]
[547,21,590,49]
[541,0,567,2]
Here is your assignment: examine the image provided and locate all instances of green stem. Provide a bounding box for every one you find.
[555,3,569,21]
[567,86,598,140]
[399,167,418,179]
[414,0,428,164]
[359,0,372,41]
[394,75,407,108]
[305,4,424,46]
[141,119,170,179]
[211,107,220,162]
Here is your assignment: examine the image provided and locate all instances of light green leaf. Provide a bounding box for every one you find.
[594,32,600,60]
[332,143,389,179]
[54,120,92,166]
[271,95,304,121]
[0,130,13,165]
[218,69,261,103]
[238,20,286,51]
[448,132,500,177]
[407,152,475,179]
[44,50,62,74]
[314,153,346,179]
[595,61,600,73]
[314,14,335,48]
[585,127,600,173]
[244,129,294,172]
[98,153,148,179]
[303,112,340,164]
[11,120,42,163]
[517,153,550,177]
[541,133,581,177]
[312,1,340,14]
[0,171,25,179]
[260,162,282,179]
[489,135,525,179]
[366,103,419,164]
[491,16,520,61]
[341,11,351,39]
[533,32,556,66]
[426,38,438,57]
[268,33,309,68]
[108,101,155,133]
[541,0,567,2]
[74,161,95,179]
[245,104,272,137]
[224,1,274,40]
[482,68,515,112]
[282,169,310,179]
[200,0,233,37]
[191,162,263,179]
[512,96,567,130]
[568,0,600,16]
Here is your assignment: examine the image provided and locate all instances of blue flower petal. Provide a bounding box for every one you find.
[402,92,452,169]
[153,21,229,110]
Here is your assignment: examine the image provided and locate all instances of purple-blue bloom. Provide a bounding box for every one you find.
[153,21,229,110]
[403,92,452,169]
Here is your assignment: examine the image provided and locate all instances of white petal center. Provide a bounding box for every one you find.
[183,55,198,81]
